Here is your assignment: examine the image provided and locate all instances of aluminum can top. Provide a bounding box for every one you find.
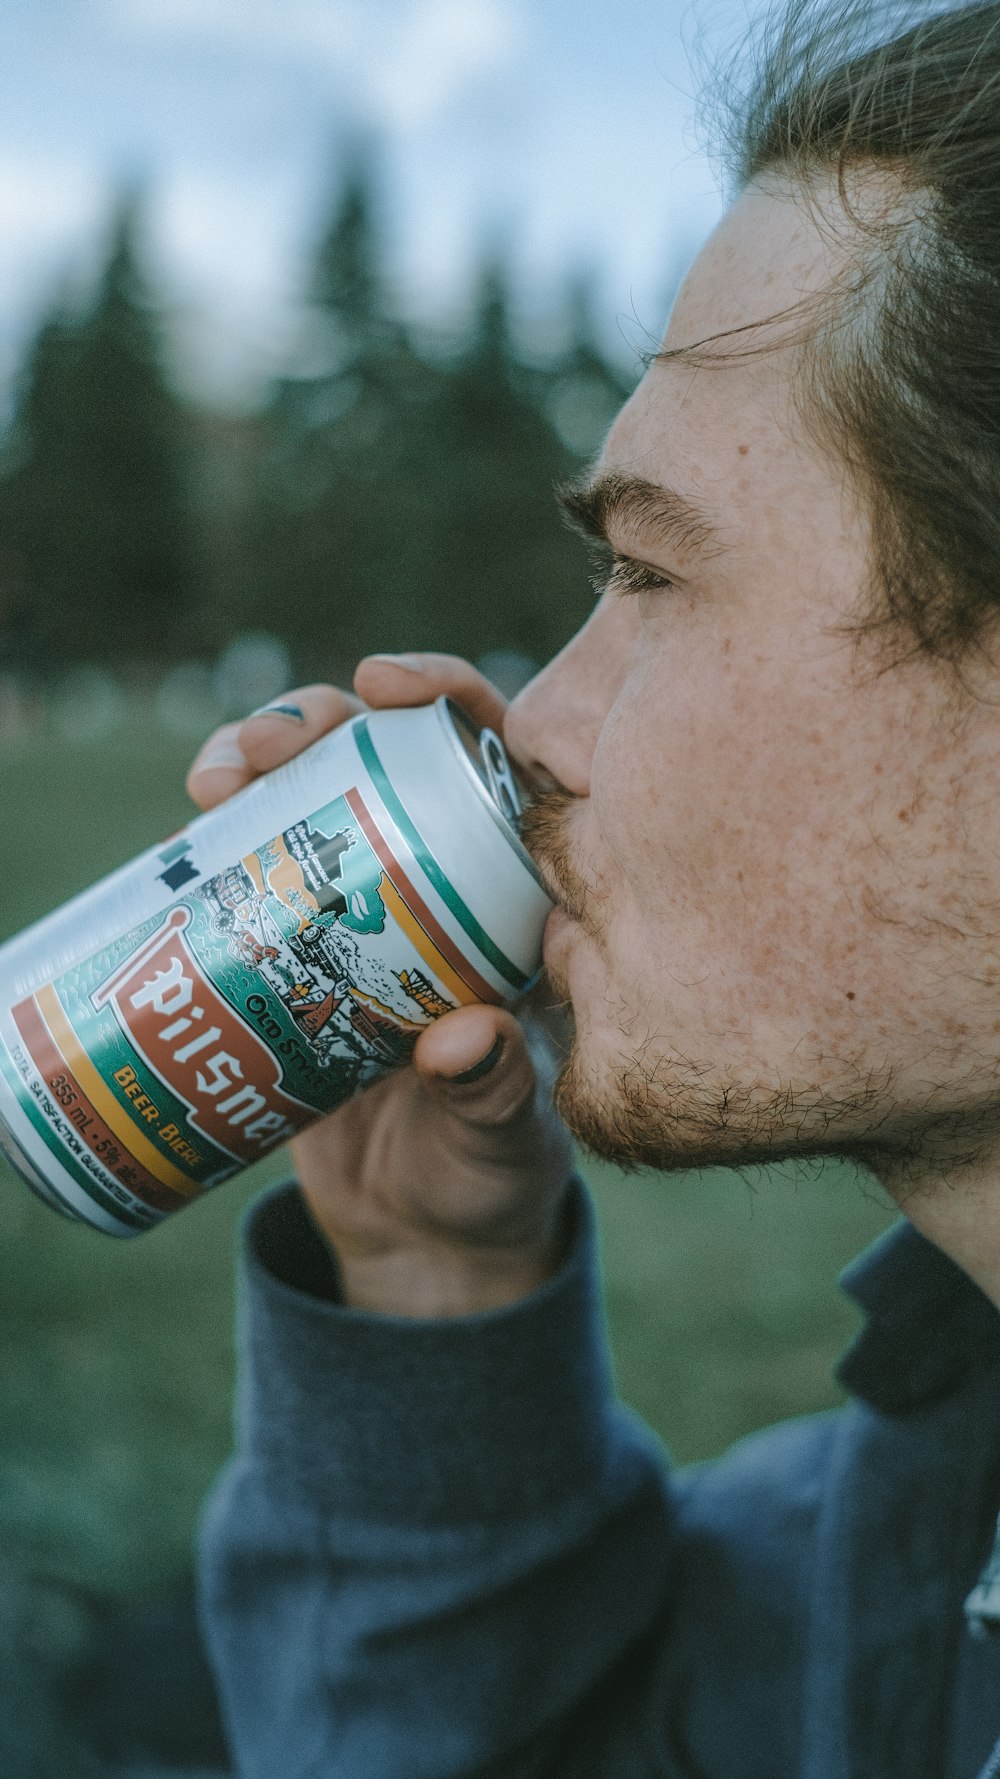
[351,697,552,986]
[435,697,546,884]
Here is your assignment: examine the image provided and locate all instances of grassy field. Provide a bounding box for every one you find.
[0,725,897,1599]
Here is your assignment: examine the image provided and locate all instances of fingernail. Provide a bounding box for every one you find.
[364,653,426,674]
[447,1036,504,1086]
[247,701,306,722]
[193,737,247,771]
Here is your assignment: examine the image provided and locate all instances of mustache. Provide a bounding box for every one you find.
[518,788,598,933]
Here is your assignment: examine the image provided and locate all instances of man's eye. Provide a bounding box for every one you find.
[590,551,674,599]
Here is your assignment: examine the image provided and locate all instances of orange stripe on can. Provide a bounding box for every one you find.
[12,994,192,1211]
[28,984,201,1195]
[345,787,502,1006]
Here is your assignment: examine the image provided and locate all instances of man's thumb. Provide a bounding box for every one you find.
[412,1007,539,1127]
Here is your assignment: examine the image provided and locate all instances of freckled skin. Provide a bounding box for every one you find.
[505,177,1000,1304]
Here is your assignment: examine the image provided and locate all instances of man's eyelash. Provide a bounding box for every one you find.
[589,551,674,598]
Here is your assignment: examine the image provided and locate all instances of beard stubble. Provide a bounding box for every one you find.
[517,788,954,1180]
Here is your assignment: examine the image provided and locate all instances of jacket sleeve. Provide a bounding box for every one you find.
[198,1178,825,1778]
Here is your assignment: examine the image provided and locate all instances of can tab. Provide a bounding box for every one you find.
[479,729,523,826]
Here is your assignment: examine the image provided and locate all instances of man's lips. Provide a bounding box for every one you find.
[527,852,564,911]
[542,904,577,963]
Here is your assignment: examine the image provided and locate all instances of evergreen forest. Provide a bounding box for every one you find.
[0,150,639,702]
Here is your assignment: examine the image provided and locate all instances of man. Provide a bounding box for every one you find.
[188,1,1000,1772]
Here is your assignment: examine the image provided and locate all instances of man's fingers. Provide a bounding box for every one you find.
[187,658,504,816]
[412,1006,538,1129]
[237,684,366,772]
[186,722,256,810]
[354,653,508,732]
[186,685,366,810]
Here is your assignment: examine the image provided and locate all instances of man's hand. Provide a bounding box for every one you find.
[187,653,574,1318]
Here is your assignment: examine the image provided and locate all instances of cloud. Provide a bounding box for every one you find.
[102,0,525,131]
[154,166,294,300]
[104,0,363,64]
[0,153,104,259]
[366,0,525,131]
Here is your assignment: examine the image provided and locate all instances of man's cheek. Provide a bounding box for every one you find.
[588,719,682,890]
[594,696,740,875]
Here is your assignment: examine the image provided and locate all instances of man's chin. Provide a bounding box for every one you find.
[551,1044,723,1172]
[555,1069,782,1173]
[552,1038,864,1175]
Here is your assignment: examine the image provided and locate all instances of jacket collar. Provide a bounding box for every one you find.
[835,1219,1000,1414]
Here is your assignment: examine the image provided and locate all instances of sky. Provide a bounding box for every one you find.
[0,0,754,404]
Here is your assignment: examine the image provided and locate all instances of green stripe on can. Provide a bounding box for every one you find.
[355,719,528,992]
[0,1044,150,1232]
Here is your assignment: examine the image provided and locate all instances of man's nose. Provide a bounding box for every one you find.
[504,599,627,798]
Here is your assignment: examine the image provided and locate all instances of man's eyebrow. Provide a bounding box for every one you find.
[556,471,723,563]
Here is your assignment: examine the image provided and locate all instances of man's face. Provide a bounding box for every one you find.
[505,177,1000,1186]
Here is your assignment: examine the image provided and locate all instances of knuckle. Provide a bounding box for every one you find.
[298,682,346,707]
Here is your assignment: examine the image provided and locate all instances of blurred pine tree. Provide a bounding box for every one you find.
[310,143,392,350]
[238,142,437,674]
[0,194,194,673]
[0,148,642,692]
[417,258,626,667]
[241,148,634,685]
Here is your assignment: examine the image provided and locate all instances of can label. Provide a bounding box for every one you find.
[1,783,502,1228]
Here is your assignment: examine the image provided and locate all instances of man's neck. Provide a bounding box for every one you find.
[878,1158,1000,1312]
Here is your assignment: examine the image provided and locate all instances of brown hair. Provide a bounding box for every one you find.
[684,2,1000,663]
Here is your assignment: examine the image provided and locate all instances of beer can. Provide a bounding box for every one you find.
[0,697,551,1237]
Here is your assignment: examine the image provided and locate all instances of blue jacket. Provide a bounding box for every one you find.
[199,1180,1000,1778]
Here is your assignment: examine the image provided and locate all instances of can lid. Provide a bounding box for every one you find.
[435,696,547,888]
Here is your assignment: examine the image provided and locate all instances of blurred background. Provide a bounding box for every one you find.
[0,1,897,1773]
